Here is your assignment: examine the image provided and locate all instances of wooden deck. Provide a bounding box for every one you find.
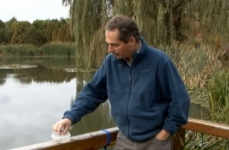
[11,117,229,150]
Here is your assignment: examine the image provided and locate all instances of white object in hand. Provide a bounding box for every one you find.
[51,131,71,143]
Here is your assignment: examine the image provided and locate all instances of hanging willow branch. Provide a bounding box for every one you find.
[68,0,229,68]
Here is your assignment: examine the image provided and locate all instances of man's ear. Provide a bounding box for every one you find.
[129,36,135,44]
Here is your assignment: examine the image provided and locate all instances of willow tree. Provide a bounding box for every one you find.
[64,0,229,68]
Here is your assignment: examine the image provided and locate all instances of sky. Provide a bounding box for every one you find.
[0,0,70,23]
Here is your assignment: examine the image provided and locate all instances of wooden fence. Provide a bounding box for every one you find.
[11,118,229,150]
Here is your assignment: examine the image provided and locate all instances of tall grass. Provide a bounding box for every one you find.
[0,44,36,57]
[160,44,224,106]
[206,70,229,123]
[0,43,76,57]
[179,67,229,149]
[39,43,76,57]
[160,44,229,149]
[162,44,222,90]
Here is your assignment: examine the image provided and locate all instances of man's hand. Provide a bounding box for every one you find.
[53,118,72,135]
[155,129,170,141]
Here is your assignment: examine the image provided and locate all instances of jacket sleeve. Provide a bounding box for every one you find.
[159,60,190,135]
[63,60,108,124]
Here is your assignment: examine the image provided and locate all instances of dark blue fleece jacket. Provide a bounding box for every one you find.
[63,37,190,142]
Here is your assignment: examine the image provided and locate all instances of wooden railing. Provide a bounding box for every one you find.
[11,118,229,150]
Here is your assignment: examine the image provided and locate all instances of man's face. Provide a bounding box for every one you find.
[105,29,135,60]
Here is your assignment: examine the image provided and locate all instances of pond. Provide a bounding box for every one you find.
[0,57,210,150]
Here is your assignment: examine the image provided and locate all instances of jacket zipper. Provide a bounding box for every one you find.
[126,65,132,139]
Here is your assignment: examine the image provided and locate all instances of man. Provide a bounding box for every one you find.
[53,14,190,150]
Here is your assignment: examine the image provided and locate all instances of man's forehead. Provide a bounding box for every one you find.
[105,30,120,43]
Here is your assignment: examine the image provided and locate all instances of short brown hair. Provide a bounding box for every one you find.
[105,14,141,43]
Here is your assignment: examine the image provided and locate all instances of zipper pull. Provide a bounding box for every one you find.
[129,76,132,82]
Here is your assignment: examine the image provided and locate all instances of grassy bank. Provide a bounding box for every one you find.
[0,43,76,57]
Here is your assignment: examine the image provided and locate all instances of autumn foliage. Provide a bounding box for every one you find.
[0,17,74,46]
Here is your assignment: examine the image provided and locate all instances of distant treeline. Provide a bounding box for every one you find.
[0,17,75,46]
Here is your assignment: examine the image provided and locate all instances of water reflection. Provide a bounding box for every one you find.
[71,71,116,134]
[0,65,76,85]
[0,58,76,150]
[71,71,116,150]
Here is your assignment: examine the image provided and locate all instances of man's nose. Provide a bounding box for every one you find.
[108,45,114,53]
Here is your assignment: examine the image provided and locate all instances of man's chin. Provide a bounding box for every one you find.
[114,54,122,59]
[115,56,123,60]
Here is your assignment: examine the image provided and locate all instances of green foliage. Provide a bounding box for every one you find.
[5,17,17,28]
[0,28,9,44]
[22,26,47,46]
[68,0,229,68]
[11,21,32,44]
[178,69,229,150]
[0,20,5,29]
[0,18,74,46]
[70,0,108,68]
[207,70,229,123]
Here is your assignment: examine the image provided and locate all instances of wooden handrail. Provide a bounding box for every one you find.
[10,127,118,150]
[183,118,229,138]
[11,118,229,150]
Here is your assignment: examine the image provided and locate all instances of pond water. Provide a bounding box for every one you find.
[0,57,209,150]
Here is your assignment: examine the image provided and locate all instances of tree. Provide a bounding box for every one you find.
[0,17,74,45]
[0,29,6,43]
[1,17,17,44]
[0,20,6,43]
[22,26,47,46]
[63,24,73,42]
[11,21,32,44]
[68,0,108,68]
[5,17,17,28]
[33,19,73,44]
[67,0,229,68]
[0,20,5,29]
[52,29,58,42]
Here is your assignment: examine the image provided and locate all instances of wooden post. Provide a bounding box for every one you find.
[172,128,185,150]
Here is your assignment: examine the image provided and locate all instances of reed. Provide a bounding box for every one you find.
[180,61,229,149]
[0,44,37,57]
[39,43,76,57]
[0,43,76,57]
[159,44,225,106]
[206,70,229,123]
